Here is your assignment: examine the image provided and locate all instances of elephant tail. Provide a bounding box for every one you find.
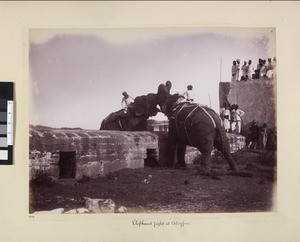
[204,107,238,171]
[207,109,226,152]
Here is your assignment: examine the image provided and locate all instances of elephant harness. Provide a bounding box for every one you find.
[170,102,221,146]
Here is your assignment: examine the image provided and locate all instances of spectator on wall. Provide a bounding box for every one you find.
[241,61,248,81]
[260,59,268,78]
[266,58,274,79]
[271,57,277,79]
[231,60,239,82]
[247,59,255,80]
[254,58,263,79]
[236,59,241,81]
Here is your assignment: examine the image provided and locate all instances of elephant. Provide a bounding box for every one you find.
[160,93,238,173]
[100,108,148,131]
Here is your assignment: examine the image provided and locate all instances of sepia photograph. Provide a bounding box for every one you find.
[29,27,277,214]
[2,1,300,241]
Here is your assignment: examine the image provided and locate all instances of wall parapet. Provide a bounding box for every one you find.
[29,128,159,180]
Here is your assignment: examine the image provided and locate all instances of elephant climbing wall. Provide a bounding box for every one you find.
[219,79,276,129]
[29,127,159,180]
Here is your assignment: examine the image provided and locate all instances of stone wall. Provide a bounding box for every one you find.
[30,127,245,179]
[219,79,276,129]
[29,127,158,180]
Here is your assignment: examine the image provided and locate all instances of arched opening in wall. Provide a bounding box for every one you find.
[58,151,76,179]
[144,149,158,167]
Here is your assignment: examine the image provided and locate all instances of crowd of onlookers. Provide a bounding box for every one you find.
[231,57,276,82]
[227,57,277,151]
[220,102,276,151]
[246,120,277,151]
[220,103,244,134]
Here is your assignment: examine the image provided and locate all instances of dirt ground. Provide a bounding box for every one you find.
[30,149,276,213]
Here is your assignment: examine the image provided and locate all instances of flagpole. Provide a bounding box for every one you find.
[220,57,222,83]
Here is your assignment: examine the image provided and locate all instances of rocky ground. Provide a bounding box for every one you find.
[29,149,276,213]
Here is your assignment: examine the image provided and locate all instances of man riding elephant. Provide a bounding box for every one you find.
[160,93,238,174]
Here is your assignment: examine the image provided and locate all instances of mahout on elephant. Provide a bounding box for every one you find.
[160,93,238,173]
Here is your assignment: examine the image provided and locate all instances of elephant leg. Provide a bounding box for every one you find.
[197,136,214,172]
[166,119,177,168]
[166,141,176,168]
[176,142,187,168]
[200,152,212,172]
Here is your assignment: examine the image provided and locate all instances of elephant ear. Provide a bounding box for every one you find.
[133,106,144,116]
[132,95,147,116]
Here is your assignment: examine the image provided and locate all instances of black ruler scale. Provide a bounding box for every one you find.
[0,82,13,165]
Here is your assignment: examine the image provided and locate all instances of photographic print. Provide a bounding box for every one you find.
[29,28,276,214]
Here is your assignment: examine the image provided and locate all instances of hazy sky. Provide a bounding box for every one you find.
[29,28,275,129]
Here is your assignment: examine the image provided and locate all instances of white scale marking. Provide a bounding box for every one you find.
[0,150,8,160]
[7,101,13,146]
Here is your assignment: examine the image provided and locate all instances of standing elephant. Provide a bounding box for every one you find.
[160,93,238,173]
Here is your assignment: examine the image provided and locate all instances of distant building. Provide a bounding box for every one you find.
[148,120,169,132]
